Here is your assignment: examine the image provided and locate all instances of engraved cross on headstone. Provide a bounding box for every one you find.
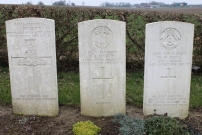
[93,67,114,99]
[161,68,176,94]
[11,39,51,93]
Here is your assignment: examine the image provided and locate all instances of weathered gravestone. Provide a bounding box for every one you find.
[6,18,58,116]
[78,19,126,116]
[143,21,194,119]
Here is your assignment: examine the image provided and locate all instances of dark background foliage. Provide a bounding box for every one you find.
[0,5,202,72]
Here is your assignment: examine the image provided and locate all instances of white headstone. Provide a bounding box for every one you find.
[6,18,58,116]
[78,19,126,116]
[143,21,194,119]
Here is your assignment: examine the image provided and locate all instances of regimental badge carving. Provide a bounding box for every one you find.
[18,39,46,66]
[160,28,181,50]
[91,26,113,48]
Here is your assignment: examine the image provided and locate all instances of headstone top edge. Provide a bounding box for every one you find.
[78,19,126,25]
[146,21,194,27]
[6,17,54,23]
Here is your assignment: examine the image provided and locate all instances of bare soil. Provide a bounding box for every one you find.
[0,105,201,135]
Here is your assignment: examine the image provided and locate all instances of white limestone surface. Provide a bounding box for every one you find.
[143,21,194,119]
[6,18,58,116]
[78,19,126,116]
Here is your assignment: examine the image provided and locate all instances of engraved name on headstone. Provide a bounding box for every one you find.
[6,18,58,116]
[79,19,126,116]
[143,21,194,119]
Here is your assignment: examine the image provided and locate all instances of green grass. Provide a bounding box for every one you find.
[58,71,80,105]
[190,75,202,108]
[0,66,202,108]
[126,71,144,106]
[0,67,11,104]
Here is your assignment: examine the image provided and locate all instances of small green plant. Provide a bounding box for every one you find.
[145,116,190,135]
[112,114,145,135]
[72,120,101,135]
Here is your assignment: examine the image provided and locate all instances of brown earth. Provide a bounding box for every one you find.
[0,105,201,135]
